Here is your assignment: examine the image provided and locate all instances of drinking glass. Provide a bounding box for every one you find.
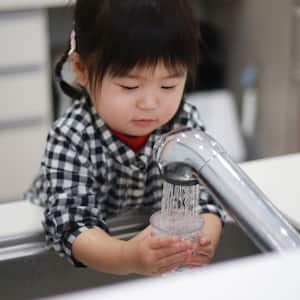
[150,210,204,272]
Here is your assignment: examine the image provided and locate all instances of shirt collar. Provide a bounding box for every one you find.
[86,100,159,167]
[84,97,178,167]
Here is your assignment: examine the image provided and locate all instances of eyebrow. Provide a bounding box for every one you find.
[124,72,186,80]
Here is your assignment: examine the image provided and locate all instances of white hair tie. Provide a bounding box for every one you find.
[68,29,76,55]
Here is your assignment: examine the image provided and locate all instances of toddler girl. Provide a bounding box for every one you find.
[26,0,224,275]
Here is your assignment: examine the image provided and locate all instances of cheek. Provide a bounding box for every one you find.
[163,95,182,114]
[158,100,181,124]
[94,91,132,121]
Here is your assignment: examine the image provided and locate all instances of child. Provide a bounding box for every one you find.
[26,0,225,275]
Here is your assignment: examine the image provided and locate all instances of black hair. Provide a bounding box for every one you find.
[191,21,226,92]
[55,0,200,100]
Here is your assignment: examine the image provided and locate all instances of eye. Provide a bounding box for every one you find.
[119,85,139,90]
[161,85,177,90]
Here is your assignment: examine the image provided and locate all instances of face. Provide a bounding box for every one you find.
[71,55,187,136]
[95,65,188,137]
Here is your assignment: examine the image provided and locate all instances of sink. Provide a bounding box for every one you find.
[213,221,260,263]
[0,214,260,300]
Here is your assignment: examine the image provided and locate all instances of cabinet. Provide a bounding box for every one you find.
[0,10,51,202]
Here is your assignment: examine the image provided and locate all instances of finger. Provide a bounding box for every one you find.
[194,241,214,255]
[186,254,211,266]
[150,236,180,249]
[155,242,192,260]
[186,258,210,266]
[158,251,188,269]
[158,262,182,274]
[187,263,208,269]
[197,245,216,259]
[195,247,213,257]
[198,236,212,247]
[194,245,214,257]
[182,239,194,250]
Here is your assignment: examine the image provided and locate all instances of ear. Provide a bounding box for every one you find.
[69,53,89,87]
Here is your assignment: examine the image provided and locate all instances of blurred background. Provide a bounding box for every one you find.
[1,0,300,203]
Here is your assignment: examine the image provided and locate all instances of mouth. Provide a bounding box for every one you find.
[132,119,157,127]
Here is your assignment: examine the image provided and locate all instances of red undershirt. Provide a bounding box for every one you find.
[111,129,150,153]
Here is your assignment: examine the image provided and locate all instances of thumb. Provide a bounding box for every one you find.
[199,236,211,246]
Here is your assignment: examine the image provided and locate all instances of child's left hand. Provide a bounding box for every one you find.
[185,235,215,267]
[184,213,223,268]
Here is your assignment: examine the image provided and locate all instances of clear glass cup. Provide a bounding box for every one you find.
[150,210,204,272]
[150,210,204,241]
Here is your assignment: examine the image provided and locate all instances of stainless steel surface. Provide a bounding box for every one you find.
[154,127,300,252]
[0,232,48,261]
[0,209,151,262]
[0,221,259,300]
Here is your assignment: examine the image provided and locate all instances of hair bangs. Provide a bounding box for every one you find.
[85,0,199,88]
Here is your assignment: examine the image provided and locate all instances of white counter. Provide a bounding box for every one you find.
[47,248,300,300]
[0,201,43,239]
[0,0,71,11]
[241,153,300,229]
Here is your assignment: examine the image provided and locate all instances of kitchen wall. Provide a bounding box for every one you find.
[204,0,300,159]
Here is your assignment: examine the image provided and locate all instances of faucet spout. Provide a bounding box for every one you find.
[154,127,300,253]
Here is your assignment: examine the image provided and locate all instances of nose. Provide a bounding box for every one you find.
[137,92,158,110]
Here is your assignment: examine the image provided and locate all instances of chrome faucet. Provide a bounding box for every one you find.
[154,127,300,253]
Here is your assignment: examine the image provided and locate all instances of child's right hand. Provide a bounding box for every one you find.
[123,226,194,275]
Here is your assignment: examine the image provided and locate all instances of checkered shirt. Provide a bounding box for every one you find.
[25,98,225,265]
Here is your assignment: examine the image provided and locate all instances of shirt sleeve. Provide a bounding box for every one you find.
[40,127,108,266]
[197,186,227,224]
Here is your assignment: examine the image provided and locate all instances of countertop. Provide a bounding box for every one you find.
[0,0,71,11]
[46,248,300,300]
[241,152,300,229]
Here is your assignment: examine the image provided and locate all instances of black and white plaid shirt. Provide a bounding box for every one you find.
[26,98,225,265]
